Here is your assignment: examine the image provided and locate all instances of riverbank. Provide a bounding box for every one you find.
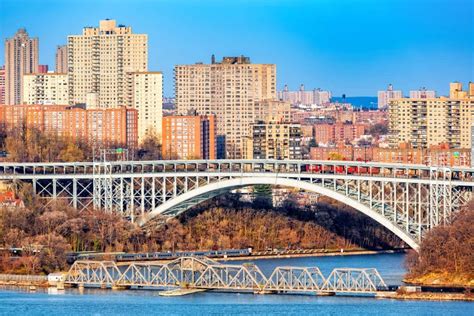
[377,292,473,302]
[219,248,406,261]
[403,272,474,288]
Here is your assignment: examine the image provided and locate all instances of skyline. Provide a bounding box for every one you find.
[0,0,473,97]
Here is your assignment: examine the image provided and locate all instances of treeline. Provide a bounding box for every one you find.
[0,126,162,162]
[0,191,404,274]
[405,200,474,285]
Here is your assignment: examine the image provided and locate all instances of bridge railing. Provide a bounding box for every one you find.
[1,159,473,182]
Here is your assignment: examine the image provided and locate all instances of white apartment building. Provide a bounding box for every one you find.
[378,84,402,109]
[126,72,163,141]
[409,88,436,99]
[68,19,148,108]
[22,73,68,105]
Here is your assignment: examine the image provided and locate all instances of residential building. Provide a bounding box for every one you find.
[125,72,163,142]
[245,121,302,160]
[175,55,276,158]
[409,87,436,99]
[389,82,474,149]
[162,115,216,159]
[5,28,39,105]
[278,84,331,105]
[309,143,471,167]
[22,73,68,105]
[377,84,402,109]
[255,100,291,123]
[68,19,147,107]
[37,65,49,73]
[0,104,138,149]
[314,122,366,145]
[0,66,5,104]
[55,45,68,73]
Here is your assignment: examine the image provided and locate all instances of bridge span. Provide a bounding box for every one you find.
[1,159,473,249]
[64,256,389,296]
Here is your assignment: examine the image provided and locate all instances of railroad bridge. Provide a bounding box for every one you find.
[1,159,473,249]
[64,256,389,295]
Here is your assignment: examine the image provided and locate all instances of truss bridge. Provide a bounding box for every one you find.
[64,256,389,295]
[1,159,473,249]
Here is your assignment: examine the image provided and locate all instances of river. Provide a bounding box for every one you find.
[0,253,471,315]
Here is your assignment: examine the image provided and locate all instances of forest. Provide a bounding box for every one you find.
[405,199,474,286]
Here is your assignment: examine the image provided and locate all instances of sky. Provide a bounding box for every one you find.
[0,0,473,97]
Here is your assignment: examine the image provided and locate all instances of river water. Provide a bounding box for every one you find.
[0,253,471,315]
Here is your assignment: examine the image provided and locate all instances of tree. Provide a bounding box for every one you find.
[253,184,273,209]
[136,132,162,160]
[59,143,85,162]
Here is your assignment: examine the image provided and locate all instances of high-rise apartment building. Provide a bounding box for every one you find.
[125,72,163,141]
[68,19,148,107]
[378,84,402,109]
[0,66,5,104]
[175,56,276,158]
[409,87,436,99]
[245,121,302,160]
[55,45,68,73]
[389,82,474,149]
[162,115,216,159]
[0,104,138,149]
[5,29,39,105]
[23,73,68,105]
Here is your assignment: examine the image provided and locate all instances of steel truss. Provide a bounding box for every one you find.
[64,256,387,294]
[2,159,472,247]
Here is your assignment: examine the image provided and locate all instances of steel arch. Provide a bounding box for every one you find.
[140,177,421,250]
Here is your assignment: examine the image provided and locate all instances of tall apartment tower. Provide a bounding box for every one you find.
[125,72,163,141]
[4,29,39,105]
[175,56,276,158]
[55,45,68,73]
[68,19,148,107]
[0,66,5,104]
[378,84,402,109]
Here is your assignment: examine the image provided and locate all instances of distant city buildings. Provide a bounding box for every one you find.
[5,29,39,105]
[309,142,471,167]
[68,19,148,108]
[162,114,216,159]
[389,82,474,149]
[377,84,402,109]
[409,87,435,99]
[314,122,366,145]
[0,104,138,149]
[175,55,276,158]
[278,84,331,105]
[22,73,68,105]
[55,45,68,73]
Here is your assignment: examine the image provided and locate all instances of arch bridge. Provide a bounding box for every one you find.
[1,159,473,250]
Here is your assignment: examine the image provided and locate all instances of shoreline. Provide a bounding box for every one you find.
[218,248,406,261]
[0,284,472,302]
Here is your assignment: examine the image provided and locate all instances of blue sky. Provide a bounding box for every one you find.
[0,0,472,97]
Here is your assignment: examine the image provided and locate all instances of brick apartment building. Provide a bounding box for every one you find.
[0,104,138,149]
